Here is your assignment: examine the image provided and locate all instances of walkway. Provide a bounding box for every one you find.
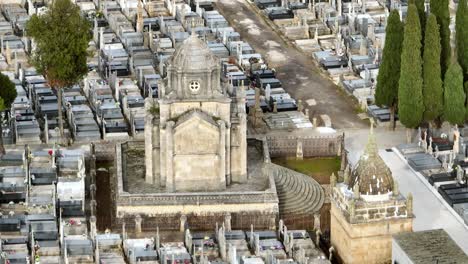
[215,0,366,129]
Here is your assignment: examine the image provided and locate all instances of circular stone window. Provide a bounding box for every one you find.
[189,81,201,93]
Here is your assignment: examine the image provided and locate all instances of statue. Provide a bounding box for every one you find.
[453,126,460,155]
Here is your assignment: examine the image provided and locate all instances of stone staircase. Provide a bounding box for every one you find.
[267,163,325,216]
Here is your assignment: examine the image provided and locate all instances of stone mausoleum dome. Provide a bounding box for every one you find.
[169,33,219,72]
[349,125,394,196]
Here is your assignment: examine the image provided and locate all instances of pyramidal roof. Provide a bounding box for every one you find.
[349,123,394,196]
[169,32,219,71]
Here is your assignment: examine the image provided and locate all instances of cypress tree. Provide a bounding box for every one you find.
[423,14,443,122]
[456,0,468,78]
[375,10,404,129]
[430,0,451,74]
[398,5,424,129]
[409,0,426,36]
[443,62,465,125]
[465,81,468,119]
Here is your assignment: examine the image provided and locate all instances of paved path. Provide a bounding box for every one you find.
[383,151,468,254]
[215,0,366,129]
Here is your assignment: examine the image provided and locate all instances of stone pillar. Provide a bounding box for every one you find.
[145,99,154,184]
[90,216,97,241]
[180,215,187,232]
[135,215,142,234]
[296,140,303,160]
[90,200,97,217]
[224,213,232,231]
[166,121,175,191]
[218,120,226,188]
[314,213,321,231]
[226,123,231,185]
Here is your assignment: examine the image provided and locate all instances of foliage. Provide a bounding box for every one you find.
[456,0,468,78]
[431,0,451,74]
[0,72,17,109]
[375,10,404,110]
[147,102,160,116]
[465,81,468,119]
[0,98,4,112]
[409,0,426,36]
[443,62,465,125]
[422,14,444,122]
[398,5,424,128]
[26,0,91,89]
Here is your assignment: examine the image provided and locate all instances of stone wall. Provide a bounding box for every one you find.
[330,204,413,264]
[266,133,344,158]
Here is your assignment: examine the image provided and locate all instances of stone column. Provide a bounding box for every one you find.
[226,123,231,185]
[218,120,226,188]
[166,121,175,191]
[180,215,187,232]
[90,216,97,241]
[145,99,154,184]
[224,213,232,231]
[135,215,142,234]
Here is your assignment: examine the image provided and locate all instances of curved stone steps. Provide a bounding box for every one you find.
[268,163,325,216]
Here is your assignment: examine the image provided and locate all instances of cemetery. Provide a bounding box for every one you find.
[0,0,467,263]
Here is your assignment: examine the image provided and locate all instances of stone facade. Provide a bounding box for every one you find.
[266,133,343,158]
[144,34,247,191]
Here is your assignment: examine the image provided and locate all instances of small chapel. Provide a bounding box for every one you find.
[330,125,413,264]
[144,33,247,192]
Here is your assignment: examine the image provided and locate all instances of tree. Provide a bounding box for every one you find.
[398,5,424,131]
[26,0,91,142]
[0,73,17,155]
[465,81,468,119]
[456,0,468,78]
[375,10,404,130]
[430,0,451,74]
[443,62,465,125]
[422,14,444,123]
[409,0,426,37]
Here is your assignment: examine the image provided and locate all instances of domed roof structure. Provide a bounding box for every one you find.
[349,124,394,195]
[169,33,219,72]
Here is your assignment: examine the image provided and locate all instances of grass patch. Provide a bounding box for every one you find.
[272,157,341,184]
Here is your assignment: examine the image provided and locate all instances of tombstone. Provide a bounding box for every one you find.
[135,214,142,234]
[228,244,237,264]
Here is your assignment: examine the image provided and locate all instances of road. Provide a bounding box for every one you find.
[215,0,367,129]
